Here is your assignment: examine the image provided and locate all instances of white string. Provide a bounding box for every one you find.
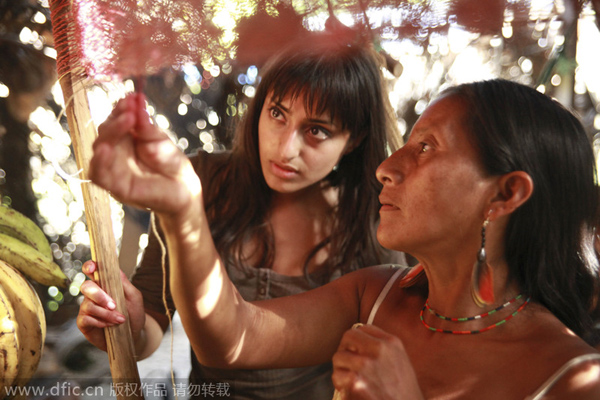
[150,212,178,400]
[49,79,94,184]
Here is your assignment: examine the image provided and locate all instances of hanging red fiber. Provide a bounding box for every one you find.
[52,0,217,85]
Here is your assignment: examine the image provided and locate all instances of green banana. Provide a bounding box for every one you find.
[0,232,69,288]
[0,260,45,389]
[0,206,52,260]
[0,282,20,395]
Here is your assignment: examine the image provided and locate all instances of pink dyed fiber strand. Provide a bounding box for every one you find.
[72,0,215,83]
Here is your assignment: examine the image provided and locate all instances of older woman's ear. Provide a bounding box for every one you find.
[489,171,534,219]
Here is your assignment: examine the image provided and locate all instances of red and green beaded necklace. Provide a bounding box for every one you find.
[419,296,530,335]
[425,294,524,322]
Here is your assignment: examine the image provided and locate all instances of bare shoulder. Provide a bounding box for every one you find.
[521,306,600,399]
[320,265,405,306]
[340,264,409,291]
[336,264,412,323]
[359,263,411,278]
[532,351,600,400]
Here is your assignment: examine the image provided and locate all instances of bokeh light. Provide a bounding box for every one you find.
[1,0,598,318]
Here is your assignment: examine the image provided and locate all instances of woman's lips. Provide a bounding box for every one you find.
[270,161,299,179]
[378,195,399,211]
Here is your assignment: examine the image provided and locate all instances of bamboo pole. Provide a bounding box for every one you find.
[48,1,144,398]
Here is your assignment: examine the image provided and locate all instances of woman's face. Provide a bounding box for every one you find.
[258,91,352,194]
[376,94,495,256]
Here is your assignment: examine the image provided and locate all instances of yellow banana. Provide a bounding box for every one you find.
[0,260,46,389]
[0,282,20,397]
[0,206,52,260]
[0,232,69,288]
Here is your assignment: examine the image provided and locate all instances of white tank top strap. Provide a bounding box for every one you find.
[332,266,410,400]
[525,353,600,400]
[366,266,408,325]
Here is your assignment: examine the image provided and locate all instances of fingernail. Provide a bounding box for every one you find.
[116,315,126,323]
[107,301,116,310]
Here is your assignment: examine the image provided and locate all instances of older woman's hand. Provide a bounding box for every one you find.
[332,324,424,400]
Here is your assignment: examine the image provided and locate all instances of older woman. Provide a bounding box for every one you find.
[81,79,600,399]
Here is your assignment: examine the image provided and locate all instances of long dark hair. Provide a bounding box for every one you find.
[203,33,398,281]
[446,79,600,343]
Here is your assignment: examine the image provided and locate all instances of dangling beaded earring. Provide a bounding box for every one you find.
[399,264,425,288]
[471,216,495,307]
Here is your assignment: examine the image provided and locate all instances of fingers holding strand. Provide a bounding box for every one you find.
[333,324,423,400]
[88,92,199,213]
[332,326,375,399]
[337,324,393,358]
[94,95,137,149]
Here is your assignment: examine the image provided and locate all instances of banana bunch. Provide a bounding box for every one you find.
[0,260,46,397]
[0,206,70,398]
[0,206,68,288]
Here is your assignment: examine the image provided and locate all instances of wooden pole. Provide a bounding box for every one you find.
[48,1,144,398]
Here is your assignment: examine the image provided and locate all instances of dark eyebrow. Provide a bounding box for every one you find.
[271,100,289,113]
[408,126,432,140]
[411,125,430,135]
[271,98,337,128]
[306,117,335,126]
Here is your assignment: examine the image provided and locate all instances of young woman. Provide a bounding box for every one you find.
[81,78,600,399]
[77,33,404,399]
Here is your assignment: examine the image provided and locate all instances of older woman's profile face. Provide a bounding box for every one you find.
[375,94,495,257]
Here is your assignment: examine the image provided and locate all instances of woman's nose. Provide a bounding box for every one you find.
[279,128,302,160]
[376,150,404,185]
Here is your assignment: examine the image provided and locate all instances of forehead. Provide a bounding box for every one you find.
[413,95,489,173]
[411,95,470,143]
[265,90,336,122]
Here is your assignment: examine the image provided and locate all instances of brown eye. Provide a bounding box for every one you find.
[420,143,430,153]
[269,107,283,119]
[307,126,330,141]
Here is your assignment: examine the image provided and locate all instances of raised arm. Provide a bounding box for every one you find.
[88,93,362,369]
